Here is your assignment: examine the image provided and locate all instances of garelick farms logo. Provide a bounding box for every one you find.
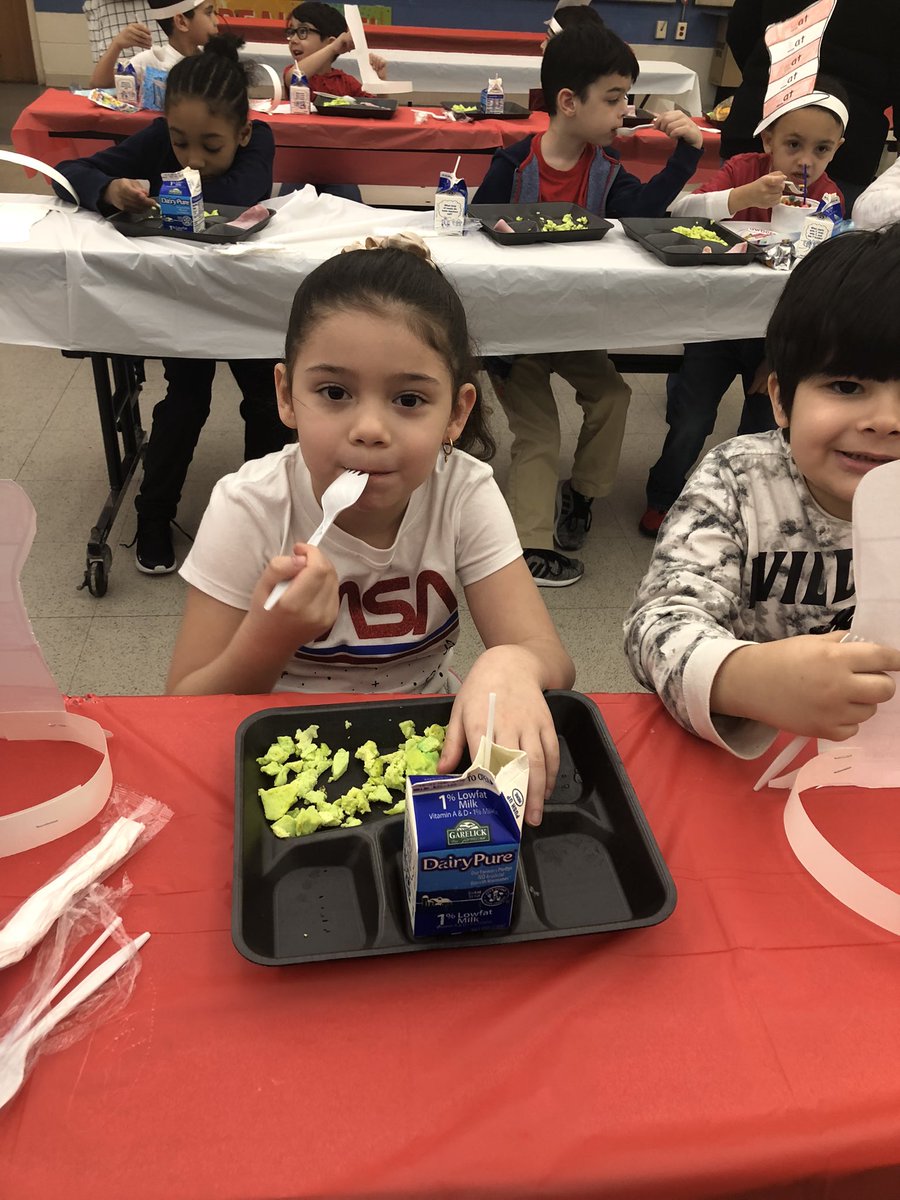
[446,818,491,847]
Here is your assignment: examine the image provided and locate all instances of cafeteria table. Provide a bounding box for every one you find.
[11,90,547,189]
[219,15,545,54]
[2,690,900,1200]
[243,44,705,114]
[0,188,786,594]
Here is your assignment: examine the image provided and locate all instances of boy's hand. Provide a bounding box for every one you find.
[328,31,354,57]
[113,22,152,52]
[368,52,388,79]
[654,110,703,149]
[711,632,900,741]
[743,171,788,211]
[251,543,339,643]
[102,178,156,213]
[437,647,560,827]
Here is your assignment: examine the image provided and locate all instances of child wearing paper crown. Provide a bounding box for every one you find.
[473,23,703,587]
[53,36,291,575]
[168,233,575,826]
[281,2,387,100]
[638,79,849,538]
[90,0,218,89]
[624,224,900,758]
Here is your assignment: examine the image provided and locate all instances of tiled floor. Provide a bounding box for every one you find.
[1,84,745,698]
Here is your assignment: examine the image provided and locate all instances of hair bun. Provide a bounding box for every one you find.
[202,31,245,60]
[340,232,437,269]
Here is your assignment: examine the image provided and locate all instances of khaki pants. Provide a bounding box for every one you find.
[492,350,632,549]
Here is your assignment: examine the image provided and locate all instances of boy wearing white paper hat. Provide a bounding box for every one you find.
[90,0,218,88]
[639,79,848,538]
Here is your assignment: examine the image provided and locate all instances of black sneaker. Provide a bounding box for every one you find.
[135,517,176,575]
[523,547,584,587]
[555,480,593,551]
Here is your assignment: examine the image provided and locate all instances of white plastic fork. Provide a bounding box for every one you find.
[0,927,150,1109]
[264,469,369,611]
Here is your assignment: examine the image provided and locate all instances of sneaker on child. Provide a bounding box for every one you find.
[555,479,594,551]
[523,547,584,587]
[135,517,176,574]
[638,507,669,538]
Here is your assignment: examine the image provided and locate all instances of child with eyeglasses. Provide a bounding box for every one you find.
[281,2,387,100]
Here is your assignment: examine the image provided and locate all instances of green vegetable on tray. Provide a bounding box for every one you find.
[671,224,728,245]
[320,96,354,106]
[451,103,478,113]
[256,720,448,838]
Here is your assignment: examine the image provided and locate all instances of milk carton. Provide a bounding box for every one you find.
[114,60,138,107]
[158,168,205,233]
[289,71,311,115]
[403,736,529,936]
[433,169,468,235]
[481,75,505,116]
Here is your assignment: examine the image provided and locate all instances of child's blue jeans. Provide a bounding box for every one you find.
[645,337,776,512]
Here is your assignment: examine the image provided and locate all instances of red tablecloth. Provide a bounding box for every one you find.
[218,15,544,54]
[10,89,547,188]
[2,692,900,1199]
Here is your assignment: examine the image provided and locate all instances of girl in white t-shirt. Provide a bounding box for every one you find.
[169,234,575,824]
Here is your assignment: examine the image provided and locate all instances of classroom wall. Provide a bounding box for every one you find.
[26,0,728,102]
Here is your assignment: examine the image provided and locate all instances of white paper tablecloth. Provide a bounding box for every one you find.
[0,191,785,359]
[242,45,704,114]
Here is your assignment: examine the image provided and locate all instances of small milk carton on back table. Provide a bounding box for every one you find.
[403,735,529,936]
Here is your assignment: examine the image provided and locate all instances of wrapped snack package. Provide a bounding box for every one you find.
[141,64,168,111]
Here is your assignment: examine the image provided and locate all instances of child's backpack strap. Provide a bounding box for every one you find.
[512,154,541,204]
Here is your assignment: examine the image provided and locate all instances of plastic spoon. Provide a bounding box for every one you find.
[264,469,369,611]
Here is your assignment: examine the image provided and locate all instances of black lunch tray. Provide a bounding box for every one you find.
[469,202,613,246]
[233,692,675,965]
[440,99,531,120]
[109,202,274,243]
[620,217,765,266]
[313,93,397,119]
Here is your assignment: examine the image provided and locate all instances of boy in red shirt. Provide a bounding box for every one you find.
[474,24,703,586]
[281,2,386,99]
[640,79,848,536]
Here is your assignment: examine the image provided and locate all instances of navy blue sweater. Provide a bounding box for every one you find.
[53,117,275,213]
[473,133,702,218]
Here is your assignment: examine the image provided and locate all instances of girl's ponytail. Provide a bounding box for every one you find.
[165,33,252,127]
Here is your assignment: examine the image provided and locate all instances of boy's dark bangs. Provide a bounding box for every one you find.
[789,271,900,383]
[767,229,900,388]
[609,40,639,84]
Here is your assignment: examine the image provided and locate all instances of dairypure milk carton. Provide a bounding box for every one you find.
[114,60,138,107]
[289,71,311,115]
[158,167,205,233]
[433,171,468,235]
[481,75,505,115]
[403,736,529,936]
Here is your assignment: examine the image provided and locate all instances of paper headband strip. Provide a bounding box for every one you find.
[754,90,849,137]
[0,711,113,858]
[0,150,80,207]
[546,17,563,35]
[147,0,206,19]
[753,0,845,135]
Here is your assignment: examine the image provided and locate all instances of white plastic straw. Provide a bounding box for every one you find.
[485,692,496,748]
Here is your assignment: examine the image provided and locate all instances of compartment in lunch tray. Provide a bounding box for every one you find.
[620,217,763,266]
[233,692,675,964]
[439,99,531,120]
[313,94,397,119]
[109,203,273,243]
[470,202,613,246]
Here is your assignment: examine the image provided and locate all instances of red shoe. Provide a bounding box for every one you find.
[638,507,669,538]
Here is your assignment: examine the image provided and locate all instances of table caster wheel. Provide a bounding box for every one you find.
[87,559,108,597]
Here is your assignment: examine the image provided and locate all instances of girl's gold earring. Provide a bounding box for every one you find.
[441,437,454,462]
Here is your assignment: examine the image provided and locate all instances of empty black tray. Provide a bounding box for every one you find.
[620,217,764,266]
[313,93,397,119]
[233,692,675,965]
[470,202,613,246]
[109,202,273,243]
[440,99,531,120]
